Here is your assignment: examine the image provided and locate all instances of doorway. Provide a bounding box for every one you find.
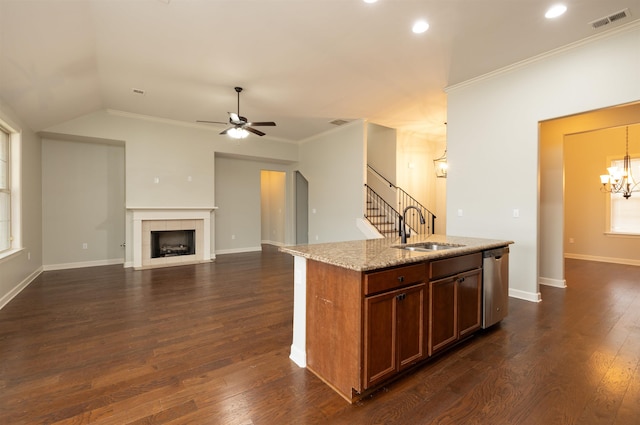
[260,170,286,246]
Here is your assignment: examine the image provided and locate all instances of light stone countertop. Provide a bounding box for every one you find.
[279,234,513,272]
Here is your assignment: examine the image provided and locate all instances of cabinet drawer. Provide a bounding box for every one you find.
[364,263,425,296]
[429,253,482,281]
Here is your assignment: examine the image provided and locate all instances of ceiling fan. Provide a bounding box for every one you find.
[197,87,276,138]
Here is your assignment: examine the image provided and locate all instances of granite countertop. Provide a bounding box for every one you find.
[279,235,513,272]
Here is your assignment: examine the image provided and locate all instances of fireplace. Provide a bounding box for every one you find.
[130,208,216,270]
[151,230,195,258]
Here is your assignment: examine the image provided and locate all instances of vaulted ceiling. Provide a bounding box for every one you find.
[1,0,637,143]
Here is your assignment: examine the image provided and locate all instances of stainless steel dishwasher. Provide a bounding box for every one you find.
[482,246,509,328]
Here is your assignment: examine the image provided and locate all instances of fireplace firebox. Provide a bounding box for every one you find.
[151,230,195,258]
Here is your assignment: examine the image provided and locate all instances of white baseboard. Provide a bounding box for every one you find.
[0,266,43,310]
[289,344,307,368]
[43,258,124,271]
[261,240,285,247]
[509,288,542,303]
[564,253,640,267]
[539,276,567,288]
[215,246,262,255]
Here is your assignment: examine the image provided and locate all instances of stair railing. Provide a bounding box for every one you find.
[364,184,400,237]
[367,164,436,236]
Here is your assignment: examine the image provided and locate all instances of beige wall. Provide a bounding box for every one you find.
[260,170,286,246]
[42,138,125,268]
[396,130,446,233]
[539,102,640,283]
[215,156,292,254]
[563,123,640,264]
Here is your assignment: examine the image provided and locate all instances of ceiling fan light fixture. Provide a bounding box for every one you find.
[228,127,249,139]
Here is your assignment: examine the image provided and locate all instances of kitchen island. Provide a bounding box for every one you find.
[280,234,512,403]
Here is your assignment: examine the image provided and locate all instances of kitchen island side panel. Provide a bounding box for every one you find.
[306,260,363,400]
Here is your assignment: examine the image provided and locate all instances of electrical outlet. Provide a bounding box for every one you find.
[82,243,88,249]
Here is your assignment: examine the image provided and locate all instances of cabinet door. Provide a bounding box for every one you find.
[397,283,427,370]
[364,282,427,388]
[429,276,457,355]
[457,269,482,338]
[364,290,397,388]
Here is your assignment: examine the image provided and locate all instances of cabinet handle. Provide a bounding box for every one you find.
[396,293,406,301]
[398,276,404,283]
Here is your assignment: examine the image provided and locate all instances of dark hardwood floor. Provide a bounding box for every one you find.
[1,247,639,424]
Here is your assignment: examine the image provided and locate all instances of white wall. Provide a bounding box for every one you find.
[446,24,640,301]
[0,99,42,309]
[42,110,298,261]
[299,120,366,244]
[366,123,397,214]
[42,138,125,268]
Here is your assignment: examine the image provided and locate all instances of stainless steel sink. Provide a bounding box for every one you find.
[394,242,465,252]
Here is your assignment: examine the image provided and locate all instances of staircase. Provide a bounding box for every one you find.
[365,184,400,236]
[365,165,436,238]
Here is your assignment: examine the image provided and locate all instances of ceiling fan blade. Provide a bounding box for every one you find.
[197,120,228,125]
[249,121,276,127]
[245,126,266,137]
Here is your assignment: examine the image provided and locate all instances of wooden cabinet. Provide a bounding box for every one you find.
[304,252,485,402]
[428,253,482,356]
[363,282,426,389]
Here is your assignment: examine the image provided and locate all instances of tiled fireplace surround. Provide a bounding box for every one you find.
[131,208,214,270]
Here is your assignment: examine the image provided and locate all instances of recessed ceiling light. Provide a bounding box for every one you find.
[363,0,378,3]
[545,4,567,19]
[412,19,429,34]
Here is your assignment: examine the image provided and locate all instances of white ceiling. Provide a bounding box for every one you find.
[1,0,638,143]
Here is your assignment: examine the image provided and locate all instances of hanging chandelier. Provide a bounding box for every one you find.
[599,126,639,199]
[433,149,448,178]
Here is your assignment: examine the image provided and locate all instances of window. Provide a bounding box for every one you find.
[0,126,9,252]
[608,157,640,235]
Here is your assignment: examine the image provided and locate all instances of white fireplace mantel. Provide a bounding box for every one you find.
[129,207,217,269]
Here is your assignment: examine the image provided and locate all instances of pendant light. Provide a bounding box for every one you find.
[600,126,639,199]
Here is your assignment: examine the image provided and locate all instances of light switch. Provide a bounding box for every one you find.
[513,209,520,218]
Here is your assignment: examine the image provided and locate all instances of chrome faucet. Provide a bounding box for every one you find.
[400,205,426,244]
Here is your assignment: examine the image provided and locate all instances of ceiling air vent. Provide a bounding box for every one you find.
[590,8,631,29]
[132,88,145,95]
[329,119,350,126]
